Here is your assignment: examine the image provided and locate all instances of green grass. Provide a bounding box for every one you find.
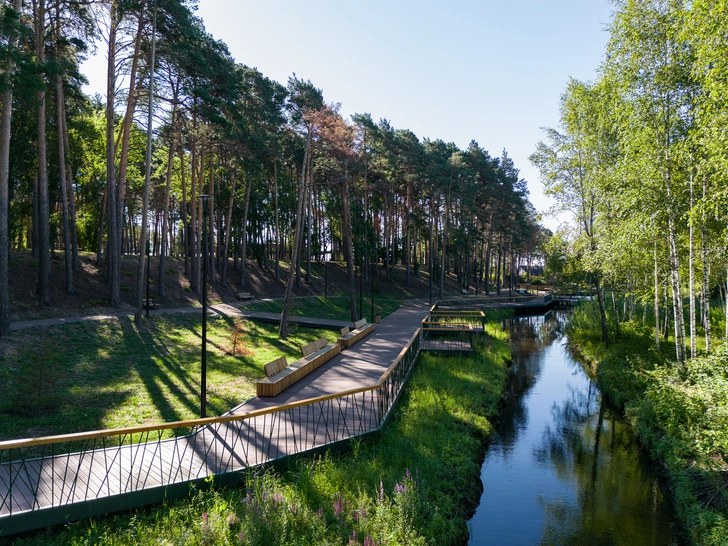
[6,322,511,546]
[567,302,728,546]
[0,315,338,441]
[242,296,402,322]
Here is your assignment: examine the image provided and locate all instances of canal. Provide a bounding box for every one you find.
[468,312,684,545]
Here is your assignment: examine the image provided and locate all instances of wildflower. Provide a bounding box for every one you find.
[378,479,385,503]
[202,512,209,524]
[364,537,374,546]
[348,531,358,545]
[317,508,323,517]
[334,496,344,516]
[352,509,359,522]
[405,468,411,479]
[227,513,239,526]
[395,483,404,495]
[272,492,284,505]
[360,506,367,519]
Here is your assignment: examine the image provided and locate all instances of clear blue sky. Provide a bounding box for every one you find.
[82,0,614,231]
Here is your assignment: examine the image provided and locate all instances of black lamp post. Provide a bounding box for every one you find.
[199,194,212,418]
[370,255,374,323]
[429,219,433,307]
[145,228,151,316]
[359,247,363,320]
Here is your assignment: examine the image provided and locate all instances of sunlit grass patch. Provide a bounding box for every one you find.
[0,314,337,440]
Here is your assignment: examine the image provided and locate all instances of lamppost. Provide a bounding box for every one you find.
[429,218,433,307]
[146,227,151,316]
[199,194,212,418]
[358,247,363,320]
[370,253,374,323]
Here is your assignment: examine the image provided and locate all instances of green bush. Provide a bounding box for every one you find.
[567,301,728,546]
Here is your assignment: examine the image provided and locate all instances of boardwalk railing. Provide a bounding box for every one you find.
[0,331,422,535]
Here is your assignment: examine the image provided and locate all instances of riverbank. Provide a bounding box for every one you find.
[4,322,510,545]
[566,305,728,546]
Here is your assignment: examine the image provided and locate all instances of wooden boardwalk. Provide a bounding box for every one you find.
[0,302,430,532]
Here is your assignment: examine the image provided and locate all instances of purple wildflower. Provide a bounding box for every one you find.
[352,509,360,522]
[395,482,404,495]
[227,513,239,526]
[202,512,209,524]
[364,537,373,546]
[334,496,344,516]
[405,468,411,479]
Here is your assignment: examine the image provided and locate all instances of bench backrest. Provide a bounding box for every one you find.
[264,356,288,377]
[340,326,350,336]
[354,318,367,329]
[302,337,330,357]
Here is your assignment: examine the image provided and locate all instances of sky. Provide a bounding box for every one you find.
[82,0,614,232]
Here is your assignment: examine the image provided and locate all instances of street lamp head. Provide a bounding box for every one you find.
[198,194,212,216]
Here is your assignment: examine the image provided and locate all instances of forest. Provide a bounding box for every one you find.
[534,2,728,544]
[532,0,728,361]
[0,0,543,338]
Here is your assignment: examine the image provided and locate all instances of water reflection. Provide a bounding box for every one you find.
[468,313,683,545]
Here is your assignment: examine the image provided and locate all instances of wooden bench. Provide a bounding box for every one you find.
[338,318,376,348]
[256,337,342,397]
[142,298,159,310]
[237,291,253,300]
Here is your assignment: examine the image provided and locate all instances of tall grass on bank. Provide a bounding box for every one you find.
[7,325,510,546]
[567,303,728,546]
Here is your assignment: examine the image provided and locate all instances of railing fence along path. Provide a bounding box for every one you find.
[0,305,429,536]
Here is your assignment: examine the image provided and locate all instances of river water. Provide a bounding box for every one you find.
[468,312,684,545]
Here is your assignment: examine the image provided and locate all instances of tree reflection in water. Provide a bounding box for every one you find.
[469,313,683,546]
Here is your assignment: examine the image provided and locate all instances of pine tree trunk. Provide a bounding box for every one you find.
[180,150,189,276]
[36,0,50,306]
[240,174,252,289]
[439,186,450,299]
[406,181,411,284]
[106,4,120,307]
[115,11,144,280]
[190,139,199,292]
[273,162,281,282]
[159,140,174,297]
[342,169,356,321]
[208,154,215,284]
[60,97,80,272]
[0,0,23,335]
[56,62,73,294]
[221,168,236,287]
[280,128,311,339]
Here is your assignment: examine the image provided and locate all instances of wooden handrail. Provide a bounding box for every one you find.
[0,329,422,451]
